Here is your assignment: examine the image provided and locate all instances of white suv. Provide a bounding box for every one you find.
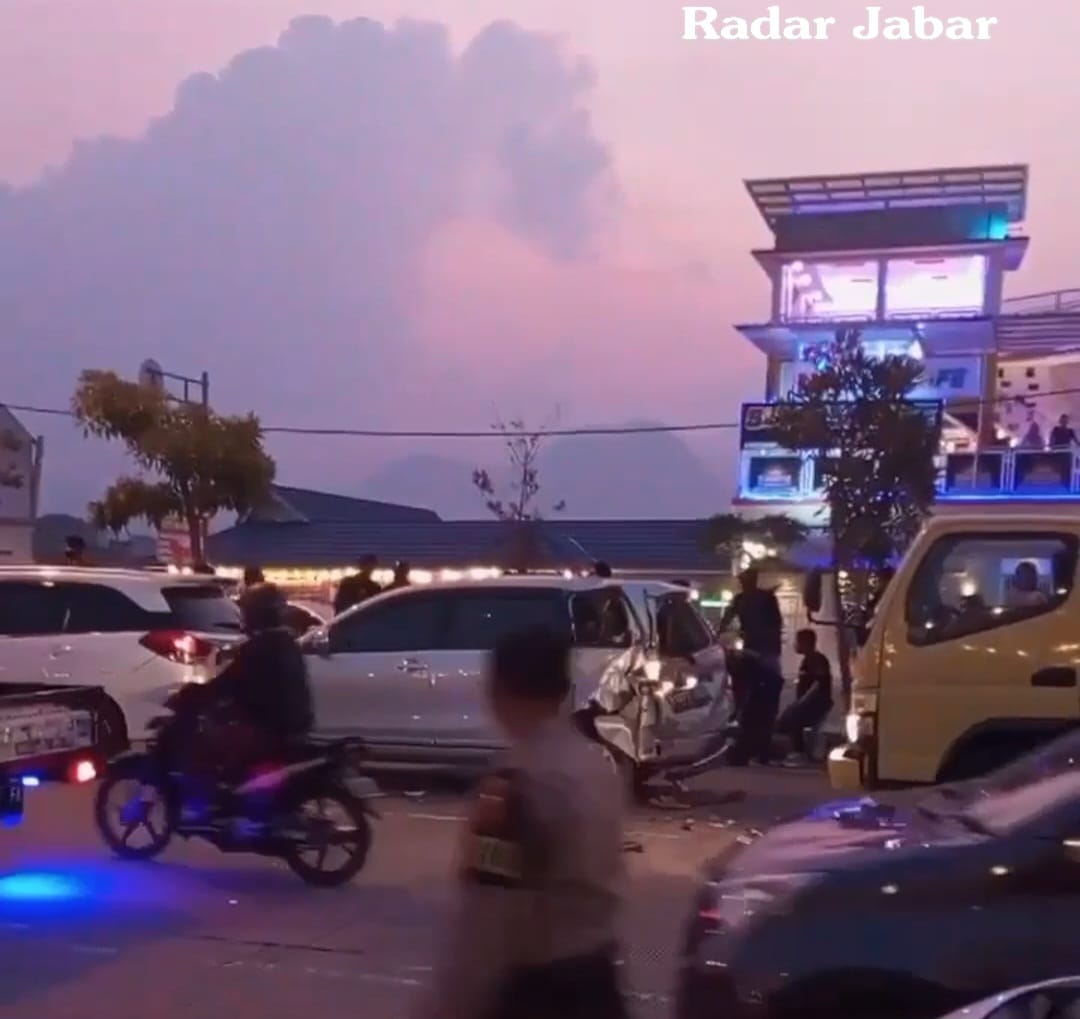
[301,576,730,787]
[0,566,243,752]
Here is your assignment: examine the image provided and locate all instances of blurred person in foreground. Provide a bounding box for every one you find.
[412,626,627,1019]
[333,554,380,615]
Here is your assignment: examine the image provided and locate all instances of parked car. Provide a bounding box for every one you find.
[0,566,243,757]
[676,726,1080,1019]
[2,681,112,821]
[936,976,1080,1018]
[300,576,730,788]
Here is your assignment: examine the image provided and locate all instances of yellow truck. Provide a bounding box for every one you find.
[810,513,1080,790]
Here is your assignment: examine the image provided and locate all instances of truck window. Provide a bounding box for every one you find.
[905,532,1078,646]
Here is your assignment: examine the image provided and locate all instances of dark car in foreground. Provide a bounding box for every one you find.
[677,727,1080,1019]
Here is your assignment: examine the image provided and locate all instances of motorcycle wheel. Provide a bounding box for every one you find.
[94,771,176,861]
[284,787,372,888]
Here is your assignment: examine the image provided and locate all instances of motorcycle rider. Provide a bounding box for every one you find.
[180,582,314,818]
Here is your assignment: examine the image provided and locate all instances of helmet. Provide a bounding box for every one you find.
[238,582,287,633]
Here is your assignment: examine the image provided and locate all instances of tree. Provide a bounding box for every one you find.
[701,512,808,573]
[472,416,566,572]
[769,328,940,571]
[72,369,275,563]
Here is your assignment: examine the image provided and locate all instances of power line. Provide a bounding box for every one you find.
[5,385,1080,439]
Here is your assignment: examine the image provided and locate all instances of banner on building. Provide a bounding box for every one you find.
[155,516,192,565]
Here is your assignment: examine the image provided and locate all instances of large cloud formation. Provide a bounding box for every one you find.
[0,15,621,511]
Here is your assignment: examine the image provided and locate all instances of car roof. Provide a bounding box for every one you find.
[927,513,1080,530]
[0,565,221,586]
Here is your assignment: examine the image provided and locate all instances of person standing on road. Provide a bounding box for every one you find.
[412,626,628,1019]
[719,567,783,674]
[333,555,380,615]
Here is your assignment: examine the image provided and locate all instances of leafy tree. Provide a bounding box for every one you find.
[769,328,940,570]
[72,369,275,563]
[701,512,808,572]
[472,416,566,572]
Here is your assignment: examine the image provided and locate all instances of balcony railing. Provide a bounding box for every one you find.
[738,446,1080,503]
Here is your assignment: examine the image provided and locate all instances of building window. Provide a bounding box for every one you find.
[779,259,879,323]
[884,254,987,319]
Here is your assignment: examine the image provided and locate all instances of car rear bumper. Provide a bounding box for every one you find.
[827,742,869,791]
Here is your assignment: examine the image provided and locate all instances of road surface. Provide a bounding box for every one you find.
[0,768,837,1019]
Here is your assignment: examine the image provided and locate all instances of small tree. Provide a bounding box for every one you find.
[701,512,808,573]
[769,328,940,571]
[472,416,566,572]
[72,369,276,563]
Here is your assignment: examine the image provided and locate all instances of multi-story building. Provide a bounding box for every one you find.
[733,164,1080,527]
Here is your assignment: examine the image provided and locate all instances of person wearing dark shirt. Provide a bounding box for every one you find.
[389,560,411,589]
[593,560,613,579]
[334,555,381,615]
[1050,414,1078,448]
[242,565,265,589]
[177,583,313,820]
[776,629,833,762]
[719,567,784,666]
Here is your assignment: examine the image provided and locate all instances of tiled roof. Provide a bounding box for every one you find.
[207,516,727,573]
[247,485,440,524]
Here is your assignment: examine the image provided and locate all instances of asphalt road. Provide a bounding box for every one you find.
[0,767,838,1019]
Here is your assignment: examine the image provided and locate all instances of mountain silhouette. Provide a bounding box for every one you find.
[359,424,728,519]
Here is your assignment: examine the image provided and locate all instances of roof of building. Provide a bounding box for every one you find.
[206,516,726,573]
[243,485,440,525]
[745,164,1028,230]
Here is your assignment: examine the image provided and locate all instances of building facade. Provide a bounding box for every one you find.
[731,164,1080,527]
[0,405,42,563]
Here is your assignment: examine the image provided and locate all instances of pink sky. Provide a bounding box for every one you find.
[1,0,1076,513]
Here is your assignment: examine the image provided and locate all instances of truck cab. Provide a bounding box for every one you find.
[824,513,1080,790]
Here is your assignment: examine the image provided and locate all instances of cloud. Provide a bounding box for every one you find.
[0,14,616,512]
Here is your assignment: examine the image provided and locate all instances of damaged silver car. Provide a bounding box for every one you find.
[299,576,732,791]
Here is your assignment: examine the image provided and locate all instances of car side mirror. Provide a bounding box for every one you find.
[803,568,823,616]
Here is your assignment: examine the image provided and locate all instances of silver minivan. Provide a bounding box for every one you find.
[300,576,730,788]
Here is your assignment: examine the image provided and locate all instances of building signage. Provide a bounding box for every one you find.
[740,400,944,449]
[781,356,982,405]
[155,516,192,566]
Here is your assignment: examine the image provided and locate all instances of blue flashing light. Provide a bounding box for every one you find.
[0,871,86,903]
[21,775,40,788]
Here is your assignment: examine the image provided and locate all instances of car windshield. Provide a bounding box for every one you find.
[163,585,243,633]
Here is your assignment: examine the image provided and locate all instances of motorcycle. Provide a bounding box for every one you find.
[93,693,381,888]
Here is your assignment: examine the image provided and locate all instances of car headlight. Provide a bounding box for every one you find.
[702,874,821,930]
[845,712,875,743]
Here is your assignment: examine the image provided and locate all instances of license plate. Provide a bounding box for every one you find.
[668,687,711,713]
[0,710,93,763]
[1,779,24,822]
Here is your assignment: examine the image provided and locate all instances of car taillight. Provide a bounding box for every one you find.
[140,630,214,665]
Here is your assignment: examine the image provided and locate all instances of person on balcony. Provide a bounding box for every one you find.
[1050,414,1078,448]
[1020,420,1045,450]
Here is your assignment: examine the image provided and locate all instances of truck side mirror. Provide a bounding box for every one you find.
[803,568,824,617]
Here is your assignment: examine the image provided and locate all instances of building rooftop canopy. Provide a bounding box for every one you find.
[746,164,1029,232]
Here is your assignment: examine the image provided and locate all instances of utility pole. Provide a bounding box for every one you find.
[138,359,209,408]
